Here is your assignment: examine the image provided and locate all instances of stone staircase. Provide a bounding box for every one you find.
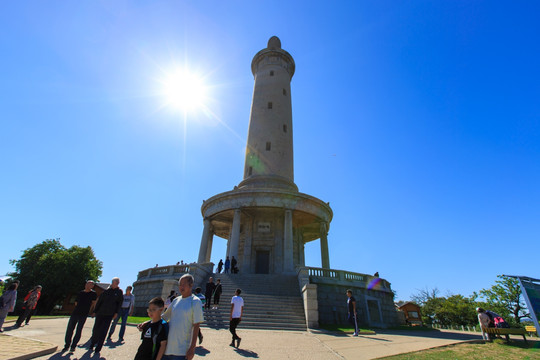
[197,273,307,331]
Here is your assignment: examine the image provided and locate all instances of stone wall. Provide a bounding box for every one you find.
[315,283,397,327]
[298,267,399,328]
[132,263,213,316]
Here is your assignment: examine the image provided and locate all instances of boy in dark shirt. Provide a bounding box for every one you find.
[346,289,358,336]
[63,280,97,352]
[135,297,168,360]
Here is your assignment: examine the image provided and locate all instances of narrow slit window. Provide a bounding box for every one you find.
[268,102,273,109]
[283,124,287,133]
[270,70,274,76]
[266,142,271,151]
[283,89,287,95]
[248,167,253,176]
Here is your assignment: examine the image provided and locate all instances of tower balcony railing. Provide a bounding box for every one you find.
[298,266,391,292]
[137,264,191,280]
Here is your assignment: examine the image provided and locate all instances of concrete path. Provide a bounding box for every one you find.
[1,318,502,360]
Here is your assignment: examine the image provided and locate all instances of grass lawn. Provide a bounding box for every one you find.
[127,316,150,324]
[319,323,375,334]
[381,339,540,360]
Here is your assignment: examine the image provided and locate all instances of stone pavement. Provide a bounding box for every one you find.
[0,318,507,360]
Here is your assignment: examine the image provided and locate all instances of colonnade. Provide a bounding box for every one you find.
[197,208,331,272]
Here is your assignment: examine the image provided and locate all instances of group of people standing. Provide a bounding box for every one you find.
[62,277,132,354]
[216,256,238,274]
[0,281,43,332]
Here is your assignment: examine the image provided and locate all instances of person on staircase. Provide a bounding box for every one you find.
[217,259,223,274]
[224,257,230,274]
[212,279,222,309]
[204,278,216,310]
[231,256,238,274]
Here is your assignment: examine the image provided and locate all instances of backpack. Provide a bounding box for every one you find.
[494,316,510,328]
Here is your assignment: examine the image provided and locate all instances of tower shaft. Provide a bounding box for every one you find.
[240,36,297,191]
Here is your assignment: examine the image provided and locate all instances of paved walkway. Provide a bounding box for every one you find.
[1,318,519,360]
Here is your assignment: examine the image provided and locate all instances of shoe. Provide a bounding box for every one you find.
[198,334,203,345]
[237,338,241,348]
[229,341,235,347]
[61,346,69,352]
[69,348,75,353]
[118,338,124,342]
[353,332,358,336]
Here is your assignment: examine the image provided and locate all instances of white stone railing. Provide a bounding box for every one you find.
[300,266,390,290]
[137,264,191,280]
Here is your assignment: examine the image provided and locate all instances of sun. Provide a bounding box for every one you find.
[161,68,208,113]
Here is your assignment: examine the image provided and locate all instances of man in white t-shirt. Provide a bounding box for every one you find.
[139,274,203,360]
[229,288,244,348]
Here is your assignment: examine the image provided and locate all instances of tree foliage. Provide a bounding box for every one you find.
[9,239,102,314]
[421,294,482,326]
[479,275,529,326]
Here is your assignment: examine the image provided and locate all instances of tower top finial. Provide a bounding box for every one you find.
[268,36,281,49]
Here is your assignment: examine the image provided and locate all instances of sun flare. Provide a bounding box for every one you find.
[161,69,208,112]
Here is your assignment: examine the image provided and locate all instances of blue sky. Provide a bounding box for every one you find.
[1,1,539,302]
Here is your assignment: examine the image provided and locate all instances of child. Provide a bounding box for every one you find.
[134,297,168,360]
[194,287,205,344]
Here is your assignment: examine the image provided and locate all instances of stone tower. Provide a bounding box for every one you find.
[197,36,333,274]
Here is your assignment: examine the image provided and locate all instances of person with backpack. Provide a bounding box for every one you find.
[0,281,19,332]
[485,309,510,341]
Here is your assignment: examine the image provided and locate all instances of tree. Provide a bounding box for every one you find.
[411,287,440,306]
[9,239,102,314]
[479,275,530,326]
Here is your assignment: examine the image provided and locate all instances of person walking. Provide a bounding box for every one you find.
[229,288,244,348]
[89,277,123,354]
[0,281,19,332]
[217,259,223,274]
[63,280,97,352]
[108,285,135,341]
[15,285,42,328]
[204,278,216,310]
[346,289,359,336]
[213,279,222,309]
[224,257,230,274]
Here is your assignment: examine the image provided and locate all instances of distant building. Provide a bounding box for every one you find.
[398,302,423,326]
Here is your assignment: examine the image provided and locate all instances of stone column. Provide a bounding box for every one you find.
[283,209,294,273]
[229,209,241,260]
[242,219,252,274]
[298,231,305,267]
[205,231,214,263]
[198,218,212,263]
[320,222,330,269]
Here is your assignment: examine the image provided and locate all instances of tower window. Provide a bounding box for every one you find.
[270,70,274,76]
[266,142,271,151]
[248,167,253,176]
[283,89,286,95]
[283,124,287,133]
[268,102,273,109]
